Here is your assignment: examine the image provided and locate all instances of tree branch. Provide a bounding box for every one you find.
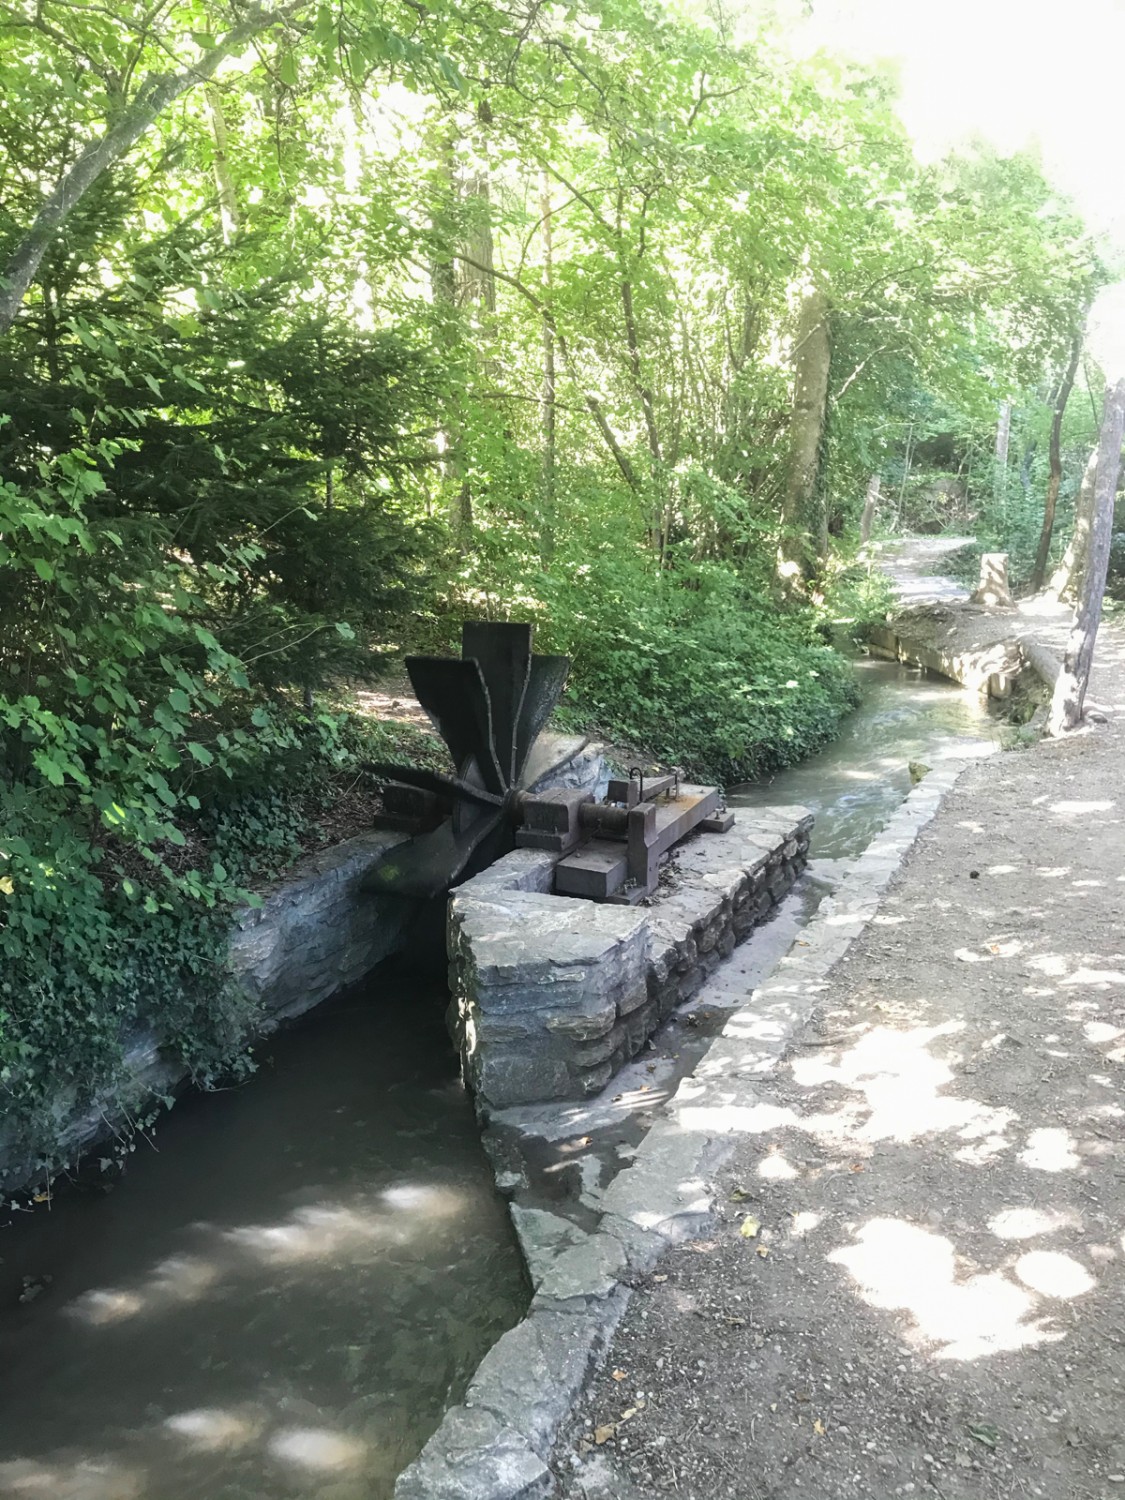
[454,249,639,491]
[0,1,304,338]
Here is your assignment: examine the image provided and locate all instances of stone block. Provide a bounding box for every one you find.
[465,1308,605,1455]
[393,1406,551,1500]
[575,1060,614,1095]
[542,998,617,1042]
[474,1052,572,1107]
[615,979,650,1017]
[448,803,813,1112]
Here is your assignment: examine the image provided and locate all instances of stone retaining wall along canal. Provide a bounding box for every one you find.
[228,828,412,1021]
[448,807,813,1111]
[0,828,415,1195]
[0,735,610,1195]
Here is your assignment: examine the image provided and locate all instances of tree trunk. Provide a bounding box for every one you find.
[0,4,298,337]
[859,474,880,544]
[539,175,556,565]
[779,286,830,580]
[1049,445,1099,600]
[994,398,1012,496]
[896,421,915,529]
[1048,378,1125,734]
[428,131,472,541]
[429,131,458,308]
[206,83,241,244]
[1031,323,1084,592]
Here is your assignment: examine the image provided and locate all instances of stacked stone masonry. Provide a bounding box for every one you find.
[448,807,813,1110]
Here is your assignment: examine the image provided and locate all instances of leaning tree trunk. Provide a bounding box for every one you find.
[1048,377,1125,735]
[779,286,830,581]
[1031,322,1085,592]
[1049,445,1099,600]
[0,4,299,337]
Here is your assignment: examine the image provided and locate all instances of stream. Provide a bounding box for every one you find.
[0,973,526,1500]
[729,654,1000,862]
[0,655,1002,1500]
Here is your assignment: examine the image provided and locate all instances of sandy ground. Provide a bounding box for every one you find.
[555,554,1125,1500]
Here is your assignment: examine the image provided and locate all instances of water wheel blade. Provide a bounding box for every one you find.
[462,622,533,788]
[515,655,571,785]
[362,763,503,810]
[405,656,504,794]
[362,804,506,899]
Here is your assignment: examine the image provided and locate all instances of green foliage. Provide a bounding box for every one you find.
[0,0,1113,1181]
[531,556,861,785]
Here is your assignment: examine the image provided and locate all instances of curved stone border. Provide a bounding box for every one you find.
[866,619,1062,701]
[393,759,971,1499]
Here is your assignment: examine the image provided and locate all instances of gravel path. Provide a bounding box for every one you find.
[555,563,1125,1500]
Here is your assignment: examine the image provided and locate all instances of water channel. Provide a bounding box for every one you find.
[0,656,1002,1500]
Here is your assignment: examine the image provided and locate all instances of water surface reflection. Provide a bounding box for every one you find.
[0,970,526,1499]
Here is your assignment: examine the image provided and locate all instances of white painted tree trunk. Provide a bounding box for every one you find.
[1049,446,1099,600]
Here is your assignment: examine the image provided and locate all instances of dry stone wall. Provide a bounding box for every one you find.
[448,807,813,1112]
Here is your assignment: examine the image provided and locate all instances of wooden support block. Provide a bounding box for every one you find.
[516,789,591,853]
[648,786,720,855]
[605,777,641,808]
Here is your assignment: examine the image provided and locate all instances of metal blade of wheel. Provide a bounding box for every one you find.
[361,763,504,809]
[405,656,504,795]
[514,654,570,786]
[362,803,507,899]
[461,622,532,788]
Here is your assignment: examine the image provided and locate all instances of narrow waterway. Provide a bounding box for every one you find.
[730,655,1001,863]
[0,970,526,1500]
[0,655,1002,1500]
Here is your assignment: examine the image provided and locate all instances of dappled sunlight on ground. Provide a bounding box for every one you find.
[829,1217,1061,1361]
[673,967,1118,1376]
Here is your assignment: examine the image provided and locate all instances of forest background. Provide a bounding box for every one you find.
[0,0,1111,1166]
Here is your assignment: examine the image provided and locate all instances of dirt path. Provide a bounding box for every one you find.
[556,557,1125,1499]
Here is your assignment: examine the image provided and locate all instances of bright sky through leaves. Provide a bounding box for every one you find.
[789,0,1125,369]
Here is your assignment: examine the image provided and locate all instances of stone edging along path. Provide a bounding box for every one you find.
[393,758,972,1500]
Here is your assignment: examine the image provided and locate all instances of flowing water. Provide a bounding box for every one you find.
[730,656,1001,863]
[0,656,1002,1500]
[0,970,526,1500]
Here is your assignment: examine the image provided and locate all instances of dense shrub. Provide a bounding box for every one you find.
[535,557,862,785]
